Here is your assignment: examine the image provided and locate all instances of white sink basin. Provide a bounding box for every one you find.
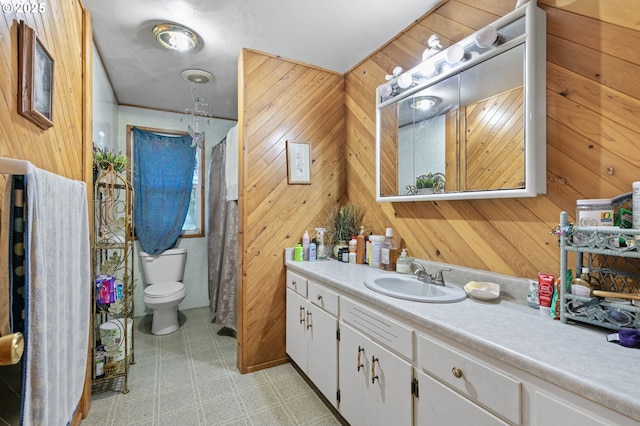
[364,275,467,303]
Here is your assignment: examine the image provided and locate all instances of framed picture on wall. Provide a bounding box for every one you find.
[286,141,311,184]
[18,21,54,130]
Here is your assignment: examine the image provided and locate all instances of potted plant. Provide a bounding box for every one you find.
[93,143,130,183]
[415,173,445,194]
[325,203,365,258]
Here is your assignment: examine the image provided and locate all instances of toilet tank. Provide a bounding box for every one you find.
[139,248,187,284]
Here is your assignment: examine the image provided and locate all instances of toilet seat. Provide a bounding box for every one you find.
[144,282,184,299]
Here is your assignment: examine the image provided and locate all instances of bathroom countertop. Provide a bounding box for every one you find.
[285,259,640,422]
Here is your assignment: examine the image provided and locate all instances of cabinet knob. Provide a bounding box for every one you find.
[316,294,323,301]
[451,366,463,379]
[292,280,297,288]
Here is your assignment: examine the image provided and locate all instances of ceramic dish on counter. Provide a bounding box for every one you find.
[464,281,500,301]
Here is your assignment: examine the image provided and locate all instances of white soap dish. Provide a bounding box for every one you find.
[464,281,500,301]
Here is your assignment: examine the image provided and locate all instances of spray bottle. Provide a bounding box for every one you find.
[315,228,326,260]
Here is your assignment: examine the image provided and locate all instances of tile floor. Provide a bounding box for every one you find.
[83,307,343,426]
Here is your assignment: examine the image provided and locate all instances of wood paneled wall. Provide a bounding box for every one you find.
[237,49,345,372]
[0,0,92,421]
[344,0,640,280]
[0,0,91,196]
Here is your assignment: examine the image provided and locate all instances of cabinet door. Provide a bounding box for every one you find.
[416,370,509,426]
[286,289,307,371]
[339,323,413,426]
[306,303,338,407]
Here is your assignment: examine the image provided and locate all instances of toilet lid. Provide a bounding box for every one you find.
[144,282,184,298]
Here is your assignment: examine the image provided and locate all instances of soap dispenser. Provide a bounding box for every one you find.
[396,249,412,274]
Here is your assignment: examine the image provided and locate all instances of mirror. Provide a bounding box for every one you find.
[376,3,546,202]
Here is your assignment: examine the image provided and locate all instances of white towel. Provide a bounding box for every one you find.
[22,167,90,426]
[225,124,239,201]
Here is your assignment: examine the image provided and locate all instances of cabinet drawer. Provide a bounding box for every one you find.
[286,270,307,297]
[417,334,521,425]
[308,280,339,316]
[340,297,413,360]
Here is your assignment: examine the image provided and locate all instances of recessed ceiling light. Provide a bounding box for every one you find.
[153,23,200,52]
[181,69,214,84]
[410,96,441,111]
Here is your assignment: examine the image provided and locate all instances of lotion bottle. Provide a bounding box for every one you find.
[302,230,310,261]
[309,239,317,262]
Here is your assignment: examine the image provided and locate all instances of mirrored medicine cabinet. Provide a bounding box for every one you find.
[375,2,546,202]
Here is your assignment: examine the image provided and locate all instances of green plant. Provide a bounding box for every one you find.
[325,203,365,244]
[93,143,129,174]
[416,173,445,189]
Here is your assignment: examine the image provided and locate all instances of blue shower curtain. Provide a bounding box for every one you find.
[133,127,196,254]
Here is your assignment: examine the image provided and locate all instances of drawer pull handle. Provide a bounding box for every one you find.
[452,366,463,379]
[371,356,379,384]
[357,346,364,371]
[306,311,312,330]
[316,294,323,301]
[299,306,305,324]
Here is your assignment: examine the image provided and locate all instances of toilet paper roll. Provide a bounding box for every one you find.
[633,182,640,229]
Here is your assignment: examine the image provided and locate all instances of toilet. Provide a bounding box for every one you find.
[139,247,187,335]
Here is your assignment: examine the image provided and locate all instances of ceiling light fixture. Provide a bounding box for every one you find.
[153,23,200,52]
[410,96,441,111]
[181,69,214,84]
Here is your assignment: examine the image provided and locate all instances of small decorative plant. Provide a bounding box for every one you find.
[325,203,365,245]
[415,172,445,193]
[93,143,129,175]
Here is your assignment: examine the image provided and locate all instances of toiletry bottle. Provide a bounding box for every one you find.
[315,228,326,260]
[294,242,303,262]
[309,239,317,262]
[396,249,412,274]
[570,267,592,297]
[369,235,385,268]
[349,236,357,264]
[380,228,398,271]
[356,226,365,264]
[302,230,310,261]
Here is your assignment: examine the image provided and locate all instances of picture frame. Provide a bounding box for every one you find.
[18,21,54,130]
[286,141,311,184]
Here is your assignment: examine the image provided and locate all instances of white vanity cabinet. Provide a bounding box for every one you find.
[285,270,339,407]
[338,298,413,426]
[416,333,520,425]
[284,264,640,426]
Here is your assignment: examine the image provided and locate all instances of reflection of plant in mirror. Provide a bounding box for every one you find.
[416,173,445,191]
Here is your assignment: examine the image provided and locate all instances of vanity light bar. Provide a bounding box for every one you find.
[378,3,530,108]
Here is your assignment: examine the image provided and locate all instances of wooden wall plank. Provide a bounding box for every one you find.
[238,49,345,372]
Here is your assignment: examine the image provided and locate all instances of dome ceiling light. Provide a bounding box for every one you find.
[152,23,200,52]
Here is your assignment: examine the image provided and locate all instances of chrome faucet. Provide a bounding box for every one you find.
[411,261,432,283]
[411,262,452,286]
[432,267,452,286]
